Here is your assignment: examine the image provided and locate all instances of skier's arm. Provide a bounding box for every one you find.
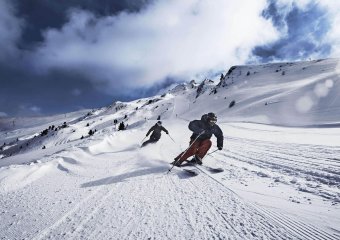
[146,126,155,136]
[161,126,169,134]
[214,125,224,150]
[188,120,204,134]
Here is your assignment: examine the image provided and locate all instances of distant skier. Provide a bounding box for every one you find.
[141,121,169,147]
[118,122,126,131]
[172,112,223,166]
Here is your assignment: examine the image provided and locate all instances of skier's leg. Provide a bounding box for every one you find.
[150,139,158,144]
[173,140,200,165]
[141,138,152,147]
[196,139,212,160]
[142,137,159,147]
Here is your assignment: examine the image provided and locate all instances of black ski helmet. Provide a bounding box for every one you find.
[207,112,217,125]
[157,121,162,125]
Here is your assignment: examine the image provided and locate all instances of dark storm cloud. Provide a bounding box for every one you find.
[0,0,23,62]
[14,0,152,48]
[252,0,332,62]
[0,65,113,116]
[0,60,176,117]
[0,0,155,117]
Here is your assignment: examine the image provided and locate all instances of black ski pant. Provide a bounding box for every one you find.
[141,137,159,147]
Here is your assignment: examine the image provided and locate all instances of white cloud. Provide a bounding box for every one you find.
[0,112,8,117]
[0,0,23,61]
[276,0,312,9]
[30,106,41,113]
[301,0,340,57]
[320,1,340,57]
[274,0,340,57]
[17,105,42,116]
[31,0,279,92]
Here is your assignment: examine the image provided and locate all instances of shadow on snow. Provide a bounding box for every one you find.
[81,166,168,188]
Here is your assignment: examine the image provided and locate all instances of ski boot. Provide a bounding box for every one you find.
[190,155,202,165]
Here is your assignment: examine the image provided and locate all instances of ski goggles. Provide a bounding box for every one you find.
[209,119,217,124]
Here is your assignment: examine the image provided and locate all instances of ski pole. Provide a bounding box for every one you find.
[190,148,217,165]
[167,131,204,174]
[206,149,218,156]
[167,134,176,143]
[140,136,147,145]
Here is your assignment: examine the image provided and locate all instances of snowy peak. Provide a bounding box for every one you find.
[196,78,215,98]
[218,59,339,89]
[168,83,188,94]
[204,58,340,126]
[167,80,199,95]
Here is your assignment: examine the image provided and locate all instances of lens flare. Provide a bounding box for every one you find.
[314,82,329,98]
[296,95,313,113]
[336,60,340,76]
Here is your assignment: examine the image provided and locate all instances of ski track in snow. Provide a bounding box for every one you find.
[194,166,339,240]
[219,134,340,203]
[1,126,340,239]
[1,134,339,239]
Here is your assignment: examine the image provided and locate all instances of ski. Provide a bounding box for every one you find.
[182,168,199,176]
[169,165,199,176]
[182,161,224,174]
[201,165,224,173]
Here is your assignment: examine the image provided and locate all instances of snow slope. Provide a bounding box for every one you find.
[1,59,340,239]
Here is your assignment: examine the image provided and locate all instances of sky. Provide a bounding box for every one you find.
[0,0,339,117]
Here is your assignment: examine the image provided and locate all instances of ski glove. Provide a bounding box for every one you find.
[218,146,223,150]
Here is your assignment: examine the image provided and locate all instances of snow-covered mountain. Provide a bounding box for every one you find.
[0,59,340,239]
